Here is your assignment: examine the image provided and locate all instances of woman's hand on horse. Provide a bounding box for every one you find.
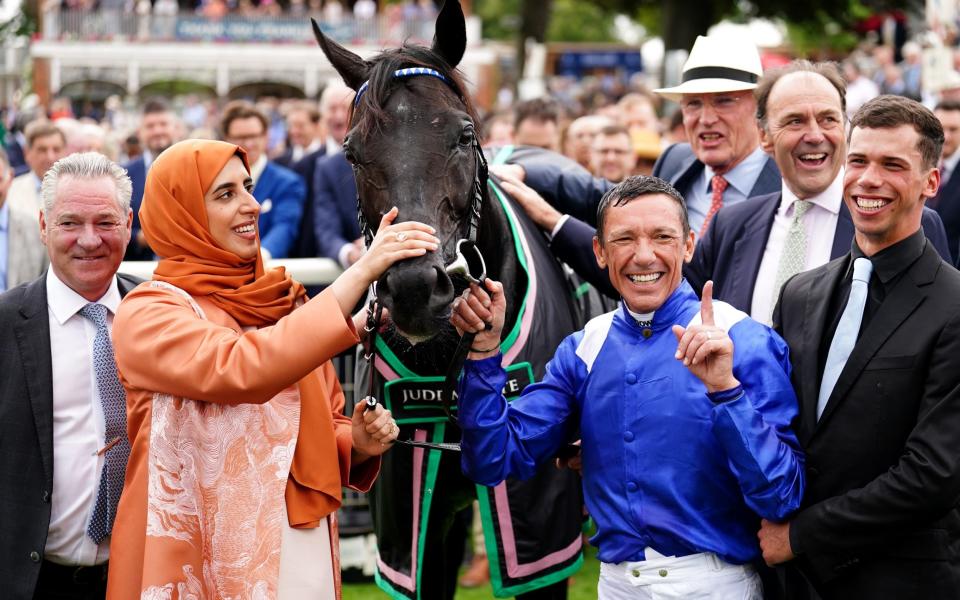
[451,278,505,359]
[351,400,400,462]
[352,207,439,285]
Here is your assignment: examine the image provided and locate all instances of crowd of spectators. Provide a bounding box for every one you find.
[0,33,952,285]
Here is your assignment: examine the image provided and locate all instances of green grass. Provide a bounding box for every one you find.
[343,544,600,599]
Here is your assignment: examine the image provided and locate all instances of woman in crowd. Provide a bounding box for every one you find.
[106,139,439,598]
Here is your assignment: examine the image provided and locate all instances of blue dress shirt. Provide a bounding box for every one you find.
[457,281,805,565]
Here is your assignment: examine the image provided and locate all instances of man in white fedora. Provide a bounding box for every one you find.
[495,34,780,243]
[652,35,779,238]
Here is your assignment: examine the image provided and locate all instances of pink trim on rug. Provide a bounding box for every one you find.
[500,200,537,367]
[375,428,427,592]
[375,356,401,381]
[494,483,582,577]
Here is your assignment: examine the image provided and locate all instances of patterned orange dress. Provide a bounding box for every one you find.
[107,281,377,599]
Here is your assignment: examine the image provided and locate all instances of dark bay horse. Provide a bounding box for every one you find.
[314,3,599,598]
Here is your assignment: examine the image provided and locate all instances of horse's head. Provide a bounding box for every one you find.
[313,1,482,343]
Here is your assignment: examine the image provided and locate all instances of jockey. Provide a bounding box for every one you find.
[451,175,805,600]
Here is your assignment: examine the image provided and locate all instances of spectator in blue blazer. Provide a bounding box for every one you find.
[221,101,305,259]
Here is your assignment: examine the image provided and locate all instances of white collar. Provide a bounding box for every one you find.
[250,154,268,184]
[626,307,655,324]
[780,168,844,216]
[46,268,121,326]
[944,149,960,173]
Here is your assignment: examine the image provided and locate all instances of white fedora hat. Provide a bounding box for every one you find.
[655,35,763,101]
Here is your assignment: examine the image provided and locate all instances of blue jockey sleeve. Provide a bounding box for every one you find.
[458,282,805,565]
[458,339,582,486]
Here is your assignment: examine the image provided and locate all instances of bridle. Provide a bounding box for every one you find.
[353,67,491,451]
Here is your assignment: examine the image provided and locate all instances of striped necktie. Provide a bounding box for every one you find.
[699,175,727,240]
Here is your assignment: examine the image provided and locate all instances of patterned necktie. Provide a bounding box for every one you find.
[699,175,728,240]
[770,200,812,321]
[816,258,873,421]
[79,303,131,544]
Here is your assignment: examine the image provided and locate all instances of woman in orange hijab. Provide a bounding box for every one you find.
[106,139,439,599]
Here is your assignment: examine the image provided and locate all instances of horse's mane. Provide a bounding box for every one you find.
[351,44,480,138]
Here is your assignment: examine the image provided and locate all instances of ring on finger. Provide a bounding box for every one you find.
[706,331,713,341]
[396,232,408,242]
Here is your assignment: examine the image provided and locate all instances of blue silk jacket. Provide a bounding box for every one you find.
[458,280,805,565]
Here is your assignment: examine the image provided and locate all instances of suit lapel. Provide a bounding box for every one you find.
[830,204,854,259]
[815,246,938,429]
[13,278,54,485]
[729,194,779,308]
[673,154,703,191]
[749,157,781,197]
[798,258,848,444]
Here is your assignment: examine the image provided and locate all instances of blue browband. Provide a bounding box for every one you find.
[354,67,451,107]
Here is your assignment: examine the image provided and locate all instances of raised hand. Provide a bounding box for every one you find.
[671,281,739,393]
[450,278,506,359]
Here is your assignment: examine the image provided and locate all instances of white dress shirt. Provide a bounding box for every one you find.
[44,269,121,566]
[750,171,843,325]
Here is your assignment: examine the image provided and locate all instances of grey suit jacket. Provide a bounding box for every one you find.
[0,272,141,599]
[6,204,47,290]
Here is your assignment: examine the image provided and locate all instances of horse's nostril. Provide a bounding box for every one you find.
[432,265,454,303]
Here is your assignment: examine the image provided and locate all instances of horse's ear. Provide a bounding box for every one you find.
[431,0,466,69]
[312,18,369,91]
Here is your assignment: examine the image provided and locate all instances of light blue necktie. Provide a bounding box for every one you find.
[817,258,873,420]
[79,303,131,544]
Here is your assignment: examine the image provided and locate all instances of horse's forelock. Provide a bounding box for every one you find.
[350,44,479,140]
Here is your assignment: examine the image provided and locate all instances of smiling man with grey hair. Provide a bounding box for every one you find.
[0,152,140,600]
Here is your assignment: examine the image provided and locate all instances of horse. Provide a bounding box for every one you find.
[313,3,603,598]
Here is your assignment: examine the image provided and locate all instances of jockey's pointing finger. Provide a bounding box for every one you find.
[701,280,716,326]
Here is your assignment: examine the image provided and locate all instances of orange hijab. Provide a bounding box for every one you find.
[140,139,305,326]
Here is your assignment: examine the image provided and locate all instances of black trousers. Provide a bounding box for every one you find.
[33,560,108,600]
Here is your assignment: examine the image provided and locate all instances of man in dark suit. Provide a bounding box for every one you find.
[932,100,960,263]
[0,152,140,599]
[122,98,178,261]
[312,150,362,267]
[513,34,780,234]
[687,60,950,324]
[222,101,305,259]
[759,96,960,599]
[290,83,354,258]
[274,101,322,170]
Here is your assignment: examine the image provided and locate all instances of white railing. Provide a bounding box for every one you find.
[119,257,343,286]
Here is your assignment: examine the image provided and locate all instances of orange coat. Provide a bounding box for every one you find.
[107,282,377,599]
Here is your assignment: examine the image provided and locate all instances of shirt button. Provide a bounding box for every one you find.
[659,568,668,577]
[623,431,635,442]
[29,551,40,562]
[626,481,638,492]
[625,373,637,384]
[631,569,640,578]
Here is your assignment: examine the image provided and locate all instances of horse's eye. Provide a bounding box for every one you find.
[458,128,475,147]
